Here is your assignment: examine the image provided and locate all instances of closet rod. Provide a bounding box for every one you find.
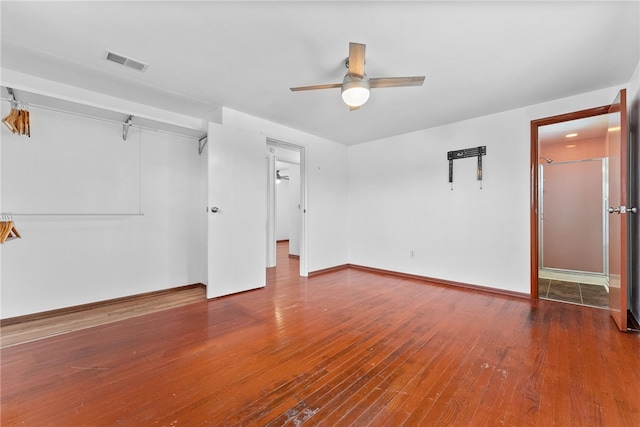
[0,97,204,141]
[10,213,145,217]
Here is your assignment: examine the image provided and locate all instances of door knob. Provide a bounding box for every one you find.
[607,207,620,214]
[629,207,638,214]
[210,207,219,213]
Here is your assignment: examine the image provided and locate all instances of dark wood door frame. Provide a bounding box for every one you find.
[530,105,611,299]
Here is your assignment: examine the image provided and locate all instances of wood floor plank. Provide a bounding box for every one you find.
[425,297,519,426]
[1,242,639,426]
[465,299,547,426]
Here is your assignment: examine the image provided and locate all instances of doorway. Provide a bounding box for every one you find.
[531,105,611,308]
[266,139,307,277]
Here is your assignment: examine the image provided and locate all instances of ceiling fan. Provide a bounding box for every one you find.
[290,42,425,110]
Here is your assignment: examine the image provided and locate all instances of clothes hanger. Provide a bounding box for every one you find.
[2,97,30,136]
[6,222,21,242]
[0,214,21,244]
[16,102,28,136]
[0,221,13,243]
[25,107,30,137]
[0,222,21,243]
[2,103,19,133]
[17,109,25,135]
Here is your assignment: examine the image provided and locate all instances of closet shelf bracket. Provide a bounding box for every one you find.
[198,136,208,155]
[123,115,133,141]
[6,87,16,104]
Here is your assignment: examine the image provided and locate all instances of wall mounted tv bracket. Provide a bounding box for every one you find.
[447,146,486,190]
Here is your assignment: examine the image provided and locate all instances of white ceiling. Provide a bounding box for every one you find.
[1,1,638,146]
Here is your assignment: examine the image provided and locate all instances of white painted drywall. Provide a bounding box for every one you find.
[276,179,290,241]
[347,86,626,295]
[1,106,203,318]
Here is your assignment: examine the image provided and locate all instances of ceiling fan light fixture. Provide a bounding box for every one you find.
[341,74,370,107]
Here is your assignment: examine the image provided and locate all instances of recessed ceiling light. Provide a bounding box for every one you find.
[105,50,149,72]
[565,133,578,138]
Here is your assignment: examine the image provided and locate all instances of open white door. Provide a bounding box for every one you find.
[207,123,266,299]
[607,89,628,331]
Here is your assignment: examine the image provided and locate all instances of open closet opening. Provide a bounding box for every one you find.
[1,85,206,318]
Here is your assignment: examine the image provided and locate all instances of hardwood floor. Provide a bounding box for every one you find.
[0,285,206,348]
[1,242,639,426]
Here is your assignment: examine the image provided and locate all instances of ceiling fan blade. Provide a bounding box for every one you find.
[348,42,366,77]
[290,83,342,92]
[369,76,425,88]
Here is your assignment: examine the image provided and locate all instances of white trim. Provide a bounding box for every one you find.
[266,152,277,268]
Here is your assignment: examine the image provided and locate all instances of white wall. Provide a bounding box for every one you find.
[348,86,626,295]
[220,107,348,273]
[275,178,290,241]
[1,106,203,318]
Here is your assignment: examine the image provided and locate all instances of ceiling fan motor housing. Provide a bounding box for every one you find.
[341,74,370,107]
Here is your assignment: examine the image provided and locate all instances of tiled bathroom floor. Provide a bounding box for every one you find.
[538,279,608,308]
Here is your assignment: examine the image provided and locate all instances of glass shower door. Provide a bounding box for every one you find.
[540,159,606,274]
